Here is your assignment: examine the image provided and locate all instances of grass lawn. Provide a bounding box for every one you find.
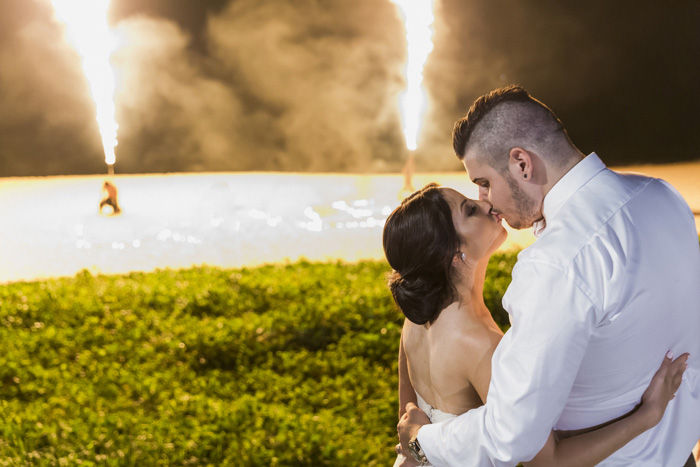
[0,254,517,466]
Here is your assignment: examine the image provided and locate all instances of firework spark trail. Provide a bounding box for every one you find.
[391,0,435,151]
[51,0,118,168]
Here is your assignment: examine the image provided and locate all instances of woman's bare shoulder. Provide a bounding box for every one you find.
[438,305,500,350]
[432,308,500,374]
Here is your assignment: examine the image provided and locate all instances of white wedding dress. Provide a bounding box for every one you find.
[393,392,457,466]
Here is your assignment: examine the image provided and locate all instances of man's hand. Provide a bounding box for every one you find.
[397,402,431,462]
[394,444,422,467]
[393,448,421,467]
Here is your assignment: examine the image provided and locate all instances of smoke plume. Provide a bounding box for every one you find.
[0,0,698,176]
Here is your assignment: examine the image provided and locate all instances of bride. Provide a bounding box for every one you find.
[383,183,688,467]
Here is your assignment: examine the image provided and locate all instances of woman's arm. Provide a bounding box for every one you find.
[398,324,417,419]
[525,352,689,467]
[395,325,421,467]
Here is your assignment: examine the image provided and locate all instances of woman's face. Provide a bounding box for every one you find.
[440,187,507,261]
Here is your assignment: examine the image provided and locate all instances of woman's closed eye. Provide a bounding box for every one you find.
[459,199,477,217]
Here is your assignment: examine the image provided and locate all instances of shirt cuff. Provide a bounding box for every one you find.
[417,422,446,467]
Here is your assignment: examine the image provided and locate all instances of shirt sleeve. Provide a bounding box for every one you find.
[418,260,600,467]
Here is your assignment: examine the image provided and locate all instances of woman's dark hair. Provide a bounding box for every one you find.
[382,183,461,325]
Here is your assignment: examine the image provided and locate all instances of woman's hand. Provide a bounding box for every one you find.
[637,351,689,429]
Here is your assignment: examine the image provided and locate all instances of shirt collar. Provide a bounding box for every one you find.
[532,153,606,237]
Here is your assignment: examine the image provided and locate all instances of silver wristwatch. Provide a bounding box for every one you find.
[408,434,429,465]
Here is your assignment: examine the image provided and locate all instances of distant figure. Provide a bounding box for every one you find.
[399,154,416,200]
[99,180,121,215]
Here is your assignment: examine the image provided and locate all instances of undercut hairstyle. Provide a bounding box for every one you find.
[382,183,460,325]
[452,85,577,173]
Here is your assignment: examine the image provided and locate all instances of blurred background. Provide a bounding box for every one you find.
[1,0,699,176]
[1,0,699,283]
[2,3,699,464]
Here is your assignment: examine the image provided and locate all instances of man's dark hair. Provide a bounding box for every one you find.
[452,85,575,172]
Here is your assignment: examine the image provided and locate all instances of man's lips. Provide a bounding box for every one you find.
[490,209,503,223]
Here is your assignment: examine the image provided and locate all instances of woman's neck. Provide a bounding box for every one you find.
[455,255,489,312]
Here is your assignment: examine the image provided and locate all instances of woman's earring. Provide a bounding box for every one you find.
[460,252,466,262]
[523,173,528,179]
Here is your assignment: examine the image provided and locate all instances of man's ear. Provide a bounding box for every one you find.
[509,147,532,181]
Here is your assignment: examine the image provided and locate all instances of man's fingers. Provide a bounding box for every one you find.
[397,402,432,461]
[405,402,431,425]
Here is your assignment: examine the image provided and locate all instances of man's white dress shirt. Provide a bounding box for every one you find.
[418,153,700,466]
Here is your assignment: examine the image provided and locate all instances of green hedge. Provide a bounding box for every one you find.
[0,253,517,466]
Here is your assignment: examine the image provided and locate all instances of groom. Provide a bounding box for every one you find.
[398,85,700,466]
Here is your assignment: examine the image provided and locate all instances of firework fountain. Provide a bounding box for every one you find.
[51,0,119,176]
[391,0,435,152]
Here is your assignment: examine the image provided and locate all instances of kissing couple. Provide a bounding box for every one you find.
[384,86,700,466]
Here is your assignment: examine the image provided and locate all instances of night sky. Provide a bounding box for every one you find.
[1,0,699,176]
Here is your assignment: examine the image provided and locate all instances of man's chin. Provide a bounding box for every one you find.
[506,220,535,230]
[505,219,524,230]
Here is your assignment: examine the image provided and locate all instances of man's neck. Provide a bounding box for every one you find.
[542,150,585,199]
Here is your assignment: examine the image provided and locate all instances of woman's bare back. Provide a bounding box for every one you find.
[402,301,503,416]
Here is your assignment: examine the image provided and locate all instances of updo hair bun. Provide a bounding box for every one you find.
[387,270,450,325]
[382,183,460,325]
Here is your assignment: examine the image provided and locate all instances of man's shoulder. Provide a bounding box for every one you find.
[511,169,695,308]
[519,169,671,269]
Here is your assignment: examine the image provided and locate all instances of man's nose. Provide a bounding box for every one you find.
[478,185,489,201]
[475,199,492,214]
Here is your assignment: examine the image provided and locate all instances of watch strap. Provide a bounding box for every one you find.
[408,434,429,465]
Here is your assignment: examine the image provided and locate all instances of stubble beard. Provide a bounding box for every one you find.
[504,172,539,230]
